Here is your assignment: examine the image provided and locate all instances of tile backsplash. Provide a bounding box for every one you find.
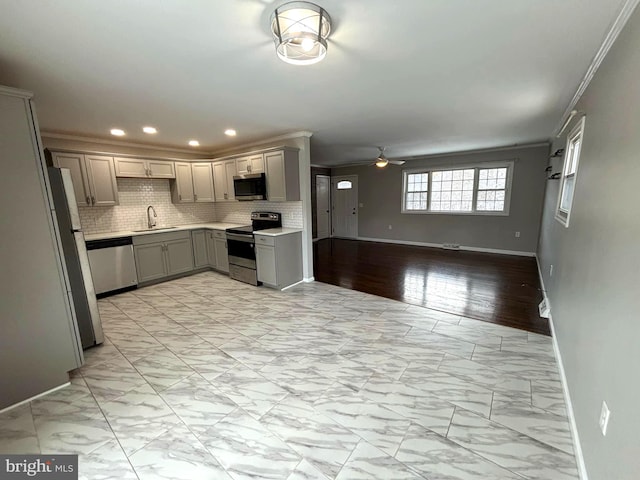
[78,178,304,234]
[79,178,216,234]
[215,201,303,228]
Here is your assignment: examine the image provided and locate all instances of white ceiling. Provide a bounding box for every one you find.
[0,0,628,165]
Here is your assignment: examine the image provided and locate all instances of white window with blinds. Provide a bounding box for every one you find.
[402,161,514,215]
[556,117,585,227]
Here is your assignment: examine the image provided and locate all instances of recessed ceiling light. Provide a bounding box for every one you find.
[142,126,157,134]
[188,140,200,147]
[110,128,125,136]
[224,129,237,137]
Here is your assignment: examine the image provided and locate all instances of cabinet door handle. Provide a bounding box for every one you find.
[224,193,228,199]
[194,193,198,201]
[148,168,153,176]
[91,196,95,205]
[179,194,182,201]
[86,196,91,205]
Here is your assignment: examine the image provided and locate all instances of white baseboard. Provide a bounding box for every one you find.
[356,236,536,257]
[548,315,589,480]
[0,381,71,415]
[281,280,304,291]
[303,276,315,283]
[535,254,550,308]
[535,255,587,478]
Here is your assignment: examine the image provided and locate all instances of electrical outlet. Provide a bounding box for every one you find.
[515,231,521,238]
[388,225,392,230]
[599,401,610,436]
[359,203,364,208]
[550,264,554,277]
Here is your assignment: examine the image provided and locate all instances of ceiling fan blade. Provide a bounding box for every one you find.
[389,160,405,165]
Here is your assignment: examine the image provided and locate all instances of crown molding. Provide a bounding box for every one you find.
[0,85,33,99]
[554,0,640,135]
[40,131,203,155]
[329,141,550,168]
[208,130,314,156]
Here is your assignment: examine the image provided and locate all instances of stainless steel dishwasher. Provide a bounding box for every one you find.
[86,237,138,295]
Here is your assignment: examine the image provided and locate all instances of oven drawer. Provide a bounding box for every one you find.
[254,234,275,246]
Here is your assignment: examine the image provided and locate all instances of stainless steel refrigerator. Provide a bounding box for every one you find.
[47,167,104,348]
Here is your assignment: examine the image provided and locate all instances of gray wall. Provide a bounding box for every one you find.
[537,6,640,480]
[334,145,548,253]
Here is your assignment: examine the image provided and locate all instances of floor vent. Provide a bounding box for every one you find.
[442,243,460,250]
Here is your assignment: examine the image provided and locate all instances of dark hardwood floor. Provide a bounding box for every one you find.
[313,238,549,336]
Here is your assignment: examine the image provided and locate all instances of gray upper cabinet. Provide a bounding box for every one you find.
[265,149,300,202]
[114,157,175,179]
[172,162,195,203]
[85,155,119,206]
[224,160,237,201]
[52,152,119,206]
[213,162,228,202]
[236,154,264,175]
[212,160,237,202]
[191,162,215,202]
[173,162,214,203]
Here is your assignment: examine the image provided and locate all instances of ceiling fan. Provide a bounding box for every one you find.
[373,147,405,168]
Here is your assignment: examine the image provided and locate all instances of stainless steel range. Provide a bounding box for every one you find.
[226,212,282,285]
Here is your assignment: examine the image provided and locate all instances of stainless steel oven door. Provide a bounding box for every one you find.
[226,233,256,269]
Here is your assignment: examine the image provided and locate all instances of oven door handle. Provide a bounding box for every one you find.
[226,233,255,243]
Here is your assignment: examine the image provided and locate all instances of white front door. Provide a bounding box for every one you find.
[316,175,331,240]
[331,175,358,238]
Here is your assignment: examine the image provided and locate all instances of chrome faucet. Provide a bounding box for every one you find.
[147,205,157,229]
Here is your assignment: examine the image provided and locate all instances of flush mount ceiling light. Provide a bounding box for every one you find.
[270,1,331,66]
[188,140,200,147]
[224,129,237,137]
[110,128,125,136]
[142,126,157,134]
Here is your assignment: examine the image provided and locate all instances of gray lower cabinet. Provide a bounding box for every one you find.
[134,243,167,283]
[204,229,229,272]
[206,231,217,266]
[165,238,194,275]
[256,244,277,286]
[212,230,229,273]
[133,231,194,284]
[255,231,302,289]
[192,230,209,268]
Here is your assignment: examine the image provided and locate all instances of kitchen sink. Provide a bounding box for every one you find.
[132,227,179,233]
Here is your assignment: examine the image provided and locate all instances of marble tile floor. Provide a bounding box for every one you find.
[0,272,578,480]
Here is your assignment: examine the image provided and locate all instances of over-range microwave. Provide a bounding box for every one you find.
[233,173,267,201]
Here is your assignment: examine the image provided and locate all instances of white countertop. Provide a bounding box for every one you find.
[253,227,303,237]
[84,222,248,241]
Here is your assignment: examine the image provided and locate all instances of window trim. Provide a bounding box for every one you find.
[555,116,586,227]
[401,160,514,216]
